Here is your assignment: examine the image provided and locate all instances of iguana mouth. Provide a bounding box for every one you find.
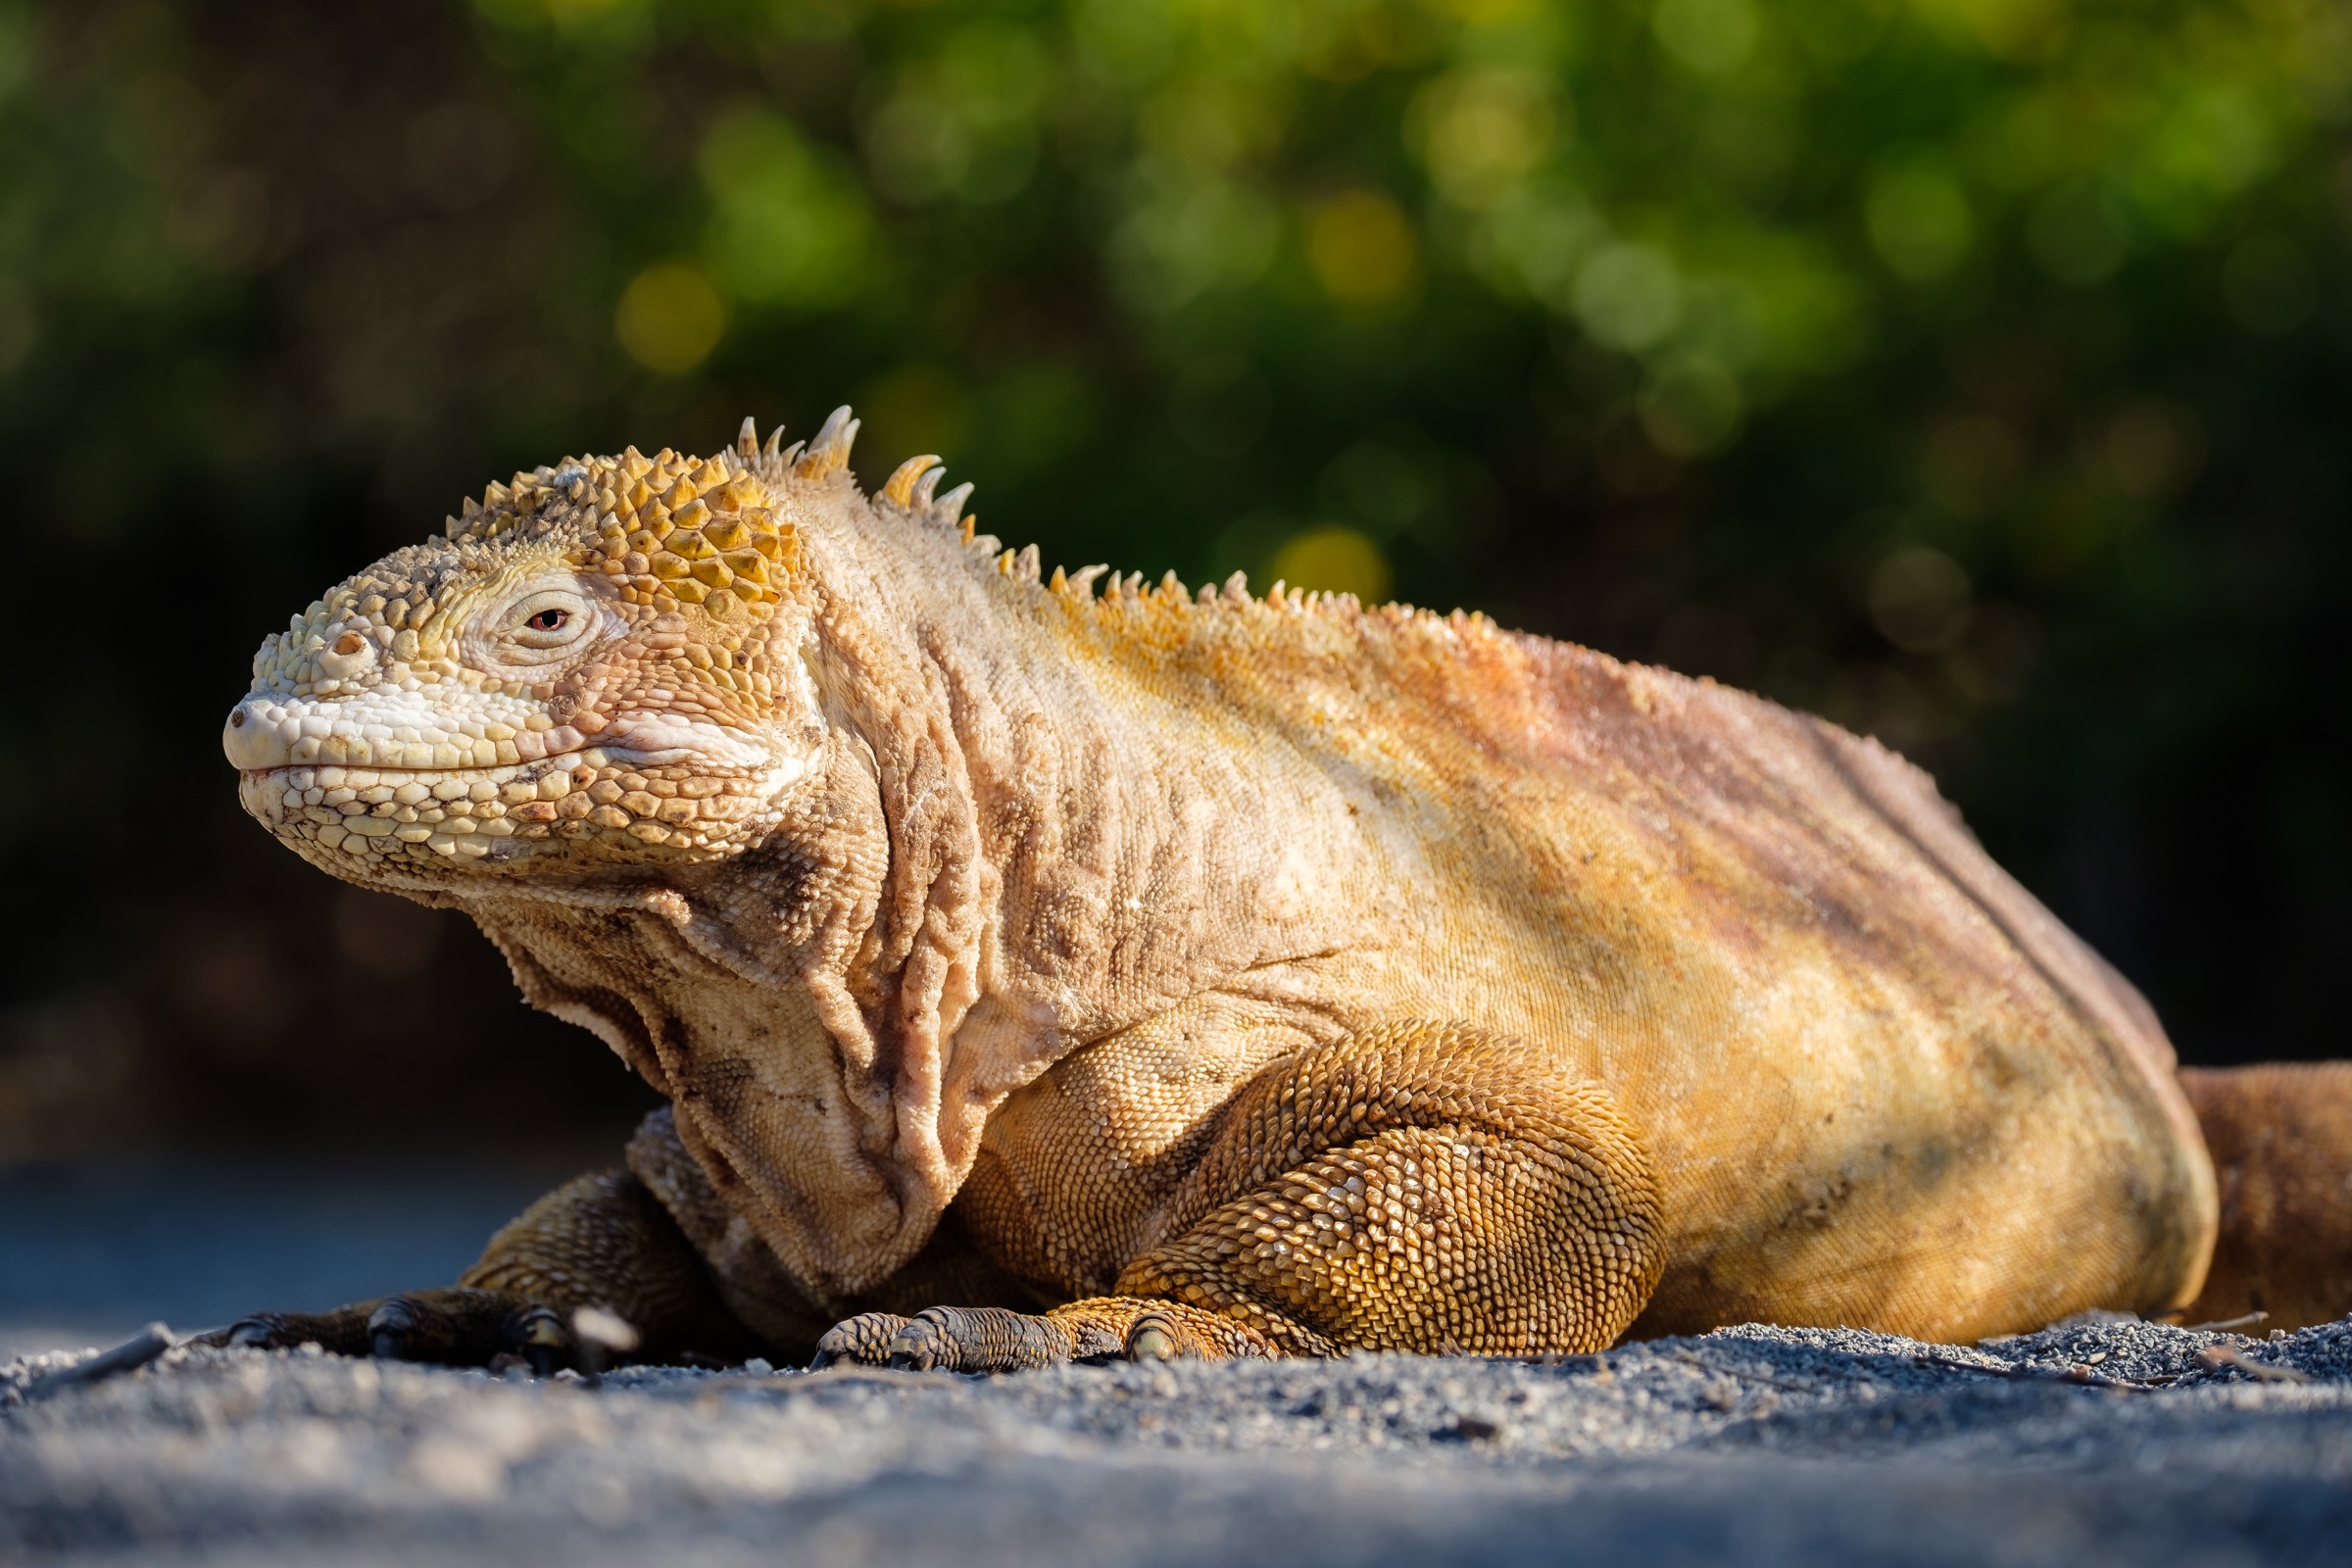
[222,691,590,773]
[236,751,779,869]
[225,680,794,874]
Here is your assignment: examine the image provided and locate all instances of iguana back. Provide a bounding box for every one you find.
[944,580,2214,1341]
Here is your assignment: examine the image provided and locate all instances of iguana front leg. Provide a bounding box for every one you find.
[813,1021,1666,1370]
[204,1165,762,1368]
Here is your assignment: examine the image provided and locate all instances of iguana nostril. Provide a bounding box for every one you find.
[230,710,245,728]
[318,628,376,680]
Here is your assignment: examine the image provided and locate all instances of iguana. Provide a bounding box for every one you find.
[211,412,2349,1371]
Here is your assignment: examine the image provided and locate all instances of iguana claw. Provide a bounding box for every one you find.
[367,1298,417,1360]
[202,1289,575,1369]
[1124,1312,1178,1362]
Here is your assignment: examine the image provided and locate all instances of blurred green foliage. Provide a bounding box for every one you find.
[0,0,2345,1151]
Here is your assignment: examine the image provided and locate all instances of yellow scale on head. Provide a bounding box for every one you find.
[449,446,800,618]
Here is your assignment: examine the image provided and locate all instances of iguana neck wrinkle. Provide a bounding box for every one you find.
[797,504,1374,1284]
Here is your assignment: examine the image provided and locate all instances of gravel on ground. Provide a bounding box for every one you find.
[7,1314,2352,1567]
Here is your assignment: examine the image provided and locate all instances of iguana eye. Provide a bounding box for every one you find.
[498,586,597,659]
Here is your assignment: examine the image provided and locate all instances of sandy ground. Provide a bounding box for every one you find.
[7,1161,2349,1566]
[7,1315,2352,1567]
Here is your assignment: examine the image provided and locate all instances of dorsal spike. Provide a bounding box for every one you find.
[911,466,947,509]
[780,441,806,468]
[1222,570,1250,604]
[930,481,974,524]
[1159,569,1185,601]
[881,454,942,508]
[1068,564,1109,595]
[736,416,760,462]
[958,514,977,543]
[1050,564,1069,594]
[1013,544,1041,582]
[796,406,858,479]
[763,425,787,459]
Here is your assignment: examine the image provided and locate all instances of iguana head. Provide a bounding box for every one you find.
[223,409,946,892]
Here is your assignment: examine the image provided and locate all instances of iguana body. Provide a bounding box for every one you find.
[213,414,2335,1369]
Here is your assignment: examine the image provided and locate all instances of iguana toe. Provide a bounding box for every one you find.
[814,1299,1269,1373]
[1123,1311,1178,1363]
[367,1289,578,1368]
[203,1289,577,1369]
[513,1305,571,1375]
[896,1306,1078,1372]
[808,1311,910,1368]
[814,1305,1078,1373]
[197,1307,376,1357]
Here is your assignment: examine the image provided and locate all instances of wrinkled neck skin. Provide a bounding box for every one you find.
[461,497,1351,1301]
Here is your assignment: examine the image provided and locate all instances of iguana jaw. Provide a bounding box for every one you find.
[232,748,806,879]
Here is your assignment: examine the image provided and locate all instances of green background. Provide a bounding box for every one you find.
[0,0,2343,1161]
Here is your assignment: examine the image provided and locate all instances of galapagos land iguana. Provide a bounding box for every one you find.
[213,411,2352,1371]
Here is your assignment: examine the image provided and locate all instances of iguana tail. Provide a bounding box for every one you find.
[2177,1062,2352,1330]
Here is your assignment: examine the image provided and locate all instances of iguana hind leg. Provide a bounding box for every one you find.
[813,1021,1665,1370]
[205,1164,762,1367]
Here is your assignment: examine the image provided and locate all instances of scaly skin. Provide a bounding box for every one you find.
[212,409,2260,1371]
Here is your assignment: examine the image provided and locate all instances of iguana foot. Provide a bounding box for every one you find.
[201,1287,574,1370]
[196,1158,781,1370]
[808,1298,1276,1371]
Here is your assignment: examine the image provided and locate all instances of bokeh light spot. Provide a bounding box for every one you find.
[1110,180,1281,313]
[1574,242,1682,352]
[1654,0,1761,76]
[1638,358,1744,458]
[1905,0,2061,59]
[1307,190,1420,308]
[1271,525,1393,604]
[2027,180,2132,285]
[614,263,725,375]
[1921,415,2024,516]
[700,107,873,306]
[1868,546,1973,651]
[1866,166,1972,281]
[1411,68,1559,209]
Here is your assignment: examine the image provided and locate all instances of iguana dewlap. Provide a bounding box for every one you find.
[216,413,2248,1369]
